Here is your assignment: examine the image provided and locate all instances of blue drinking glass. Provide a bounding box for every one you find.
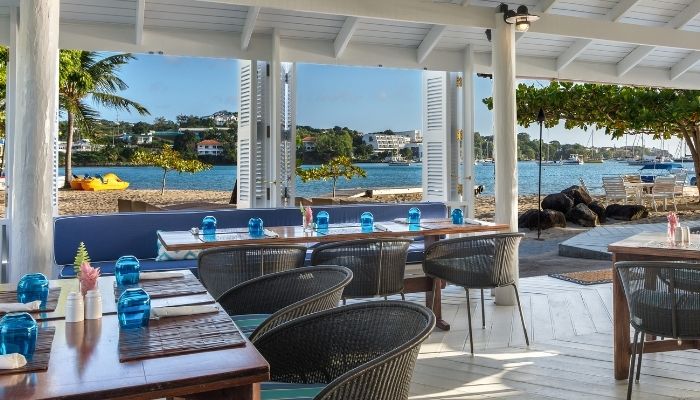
[316,211,329,231]
[408,207,421,227]
[360,212,374,233]
[0,312,38,360]
[451,208,464,225]
[16,273,49,308]
[117,288,151,329]
[115,255,140,287]
[201,215,217,236]
[248,218,264,238]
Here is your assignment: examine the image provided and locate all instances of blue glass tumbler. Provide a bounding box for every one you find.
[451,208,464,225]
[408,207,421,230]
[16,273,49,308]
[316,211,329,231]
[0,312,38,360]
[115,256,140,287]
[248,218,264,238]
[117,288,151,329]
[201,215,217,236]
[360,212,374,233]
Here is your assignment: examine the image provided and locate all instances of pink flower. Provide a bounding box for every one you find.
[79,261,100,296]
[304,206,313,226]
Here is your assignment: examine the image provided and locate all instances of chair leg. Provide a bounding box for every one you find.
[627,330,640,400]
[466,289,474,354]
[400,292,405,301]
[512,284,529,346]
[384,296,388,300]
[481,289,486,329]
[342,298,346,305]
[636,334,644,382]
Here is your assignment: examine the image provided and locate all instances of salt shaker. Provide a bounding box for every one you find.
[683,227,691,244]
[675,227,684,245]
[65,292,84,323]
[84,290,102,320]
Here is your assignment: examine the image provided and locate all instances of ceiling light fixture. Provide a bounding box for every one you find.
[502,4,539,32]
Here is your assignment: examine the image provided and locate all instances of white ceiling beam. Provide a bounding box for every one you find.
[616,0,700,76]
[417,25,446,64]
[135,0,145,45]
[671,51,700,80]
[555,0,639,71]
[334,16,359,58]
[538,0,559,13]
[241,6,260,51]
[617,45,654,76]
[203,0,700,51]
[556,39,591,71]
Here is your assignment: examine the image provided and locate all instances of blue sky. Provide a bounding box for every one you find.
[93,53,681,152]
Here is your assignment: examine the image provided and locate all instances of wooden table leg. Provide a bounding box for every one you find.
[612,254,631,380]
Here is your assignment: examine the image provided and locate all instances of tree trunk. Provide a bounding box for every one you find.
[683,126,700,203]
[64,111,75,188]
[332,177,337,198]
[161,169,167,195]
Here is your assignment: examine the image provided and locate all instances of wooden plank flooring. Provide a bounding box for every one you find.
[389,275,700,399]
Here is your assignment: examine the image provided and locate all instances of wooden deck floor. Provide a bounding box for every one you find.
[401,275,700,399]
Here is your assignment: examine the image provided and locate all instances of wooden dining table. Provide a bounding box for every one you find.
[158,219,510,331]
[0,273,270,399]
[609,232,700,380]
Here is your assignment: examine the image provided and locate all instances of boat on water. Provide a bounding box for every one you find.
[386,155,411,166]
[75,173,130,191]
[562,154,584,165]
[536,160,562,166]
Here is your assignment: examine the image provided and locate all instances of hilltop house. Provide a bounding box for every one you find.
[301,136,316,152]
[197,139,224,156]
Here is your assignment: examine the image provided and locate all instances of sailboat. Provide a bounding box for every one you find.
[585,129,604,163]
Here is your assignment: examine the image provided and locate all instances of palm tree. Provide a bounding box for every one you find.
[59,51,149,187]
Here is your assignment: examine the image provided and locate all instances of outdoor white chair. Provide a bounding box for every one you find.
[602,176,637,205]
[673,172,687,204]
[645,175,677,211]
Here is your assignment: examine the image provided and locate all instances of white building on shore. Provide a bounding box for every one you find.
[197,139,224,156]
[362,130,422,153]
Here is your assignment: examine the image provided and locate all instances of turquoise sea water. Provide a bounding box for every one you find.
[73,161,695,198]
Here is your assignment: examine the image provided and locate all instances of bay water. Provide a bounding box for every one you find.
[73,161,695,198]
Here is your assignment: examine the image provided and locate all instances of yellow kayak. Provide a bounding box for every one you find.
[80,173,130,191]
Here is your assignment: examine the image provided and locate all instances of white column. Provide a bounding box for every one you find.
[281,62,297,205]
[268,29,281,207]
[8,0,60,282]
[492,10,518,305]
[449,72,461,202]
[462,46,476,219]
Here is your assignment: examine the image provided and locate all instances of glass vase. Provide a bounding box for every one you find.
[17,273,49,308]
[0,312,38,360]
[117,288,150,329]
[115,256,140,287]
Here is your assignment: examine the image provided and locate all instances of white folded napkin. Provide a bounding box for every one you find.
[0,353,27,369]
[139,271,186,280]
[0,300,42,313]
[263,229,279,238]
[150,304,218,319]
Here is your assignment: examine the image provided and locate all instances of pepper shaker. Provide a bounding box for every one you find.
[65,292,84,323]
[84,290,102,320]
[675,227,684,246]
[683,226,691,245]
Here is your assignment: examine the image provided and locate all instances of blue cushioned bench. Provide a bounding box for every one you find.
[55,202,447,278]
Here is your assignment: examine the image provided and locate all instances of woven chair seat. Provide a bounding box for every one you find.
[261,382,326,400]
[630,289,700,338]
[231,314,271,338]
[423,255,494,288]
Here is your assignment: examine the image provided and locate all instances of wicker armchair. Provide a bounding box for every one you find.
[616,261,700,399]
[218,266,352,341]
[197,244,307,299]
[309,238,412,301]
[422,233,528,354]
[255,301,435,400]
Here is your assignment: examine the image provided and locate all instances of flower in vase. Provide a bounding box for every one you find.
[304,206,313,226]
[79,261,100,296]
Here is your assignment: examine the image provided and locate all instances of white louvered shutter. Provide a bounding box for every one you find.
[280,62,296,205]
[237,60,256,208]
[422,71,451,202]
[255,61,268,206]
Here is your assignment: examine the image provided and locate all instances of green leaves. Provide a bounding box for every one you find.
[132,144,211,193]
[297,155,367,197]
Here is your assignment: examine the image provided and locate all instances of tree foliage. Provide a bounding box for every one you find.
[59,51,150,187]
[0,46,7,137]
[132,144,211,194]
[484,81,700,197]
[297,155,367,197]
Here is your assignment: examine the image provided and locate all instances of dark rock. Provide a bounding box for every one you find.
[566,203,599,227]
[518,209,567,230]
[561,185,593,205]
[588,201,607,224]
[605,204,649,221]
[541,193,575,214]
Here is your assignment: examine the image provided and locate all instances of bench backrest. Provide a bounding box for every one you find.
[54,202,447,265]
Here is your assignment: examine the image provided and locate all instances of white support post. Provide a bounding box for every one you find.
[268,29,282,207]
[280,62,297,205]
[449,72,461,203]
[462,45,475,219]
[492,9,518,306]
[8,0,59,282]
